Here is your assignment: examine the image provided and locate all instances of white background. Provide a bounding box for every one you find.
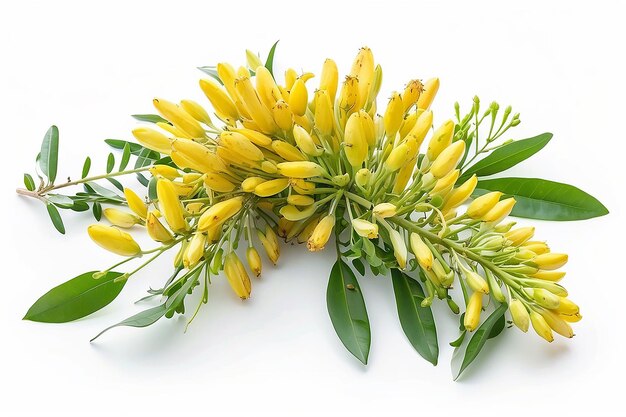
[1,1,625,416]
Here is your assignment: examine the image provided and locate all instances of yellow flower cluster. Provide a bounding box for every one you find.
[86,47,578,342]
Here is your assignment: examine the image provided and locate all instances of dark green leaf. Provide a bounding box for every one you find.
[93,201,102,220]
[119,143,131,171]
[135,147,154,169]
[136,173,149,187]
[23,173,36,191]
[450,331,466,347]
[131,114,169,124]
[46,203,65,234]
[453,303,507,380]
[391,269,438,365]
[39,125,59,183]
[488,313,506,339]
[473,177,609,220]
[48,194,74,208]
[90,304,166,342]
[148,176,158,201]
[70,200,90,212]
[197,66,223,85]
[81,156,91,179]
[106,153,115,173]
[264,40,280,77]
[104,139,160,159]
[107,178,124,192]
[326,259,371,364]
[24,271,126,323]
[460,133,552,181]
[352,258,365,276]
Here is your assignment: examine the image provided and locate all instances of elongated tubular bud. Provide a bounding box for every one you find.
[401,79,424,112]
[442,175,478,211]
[417,78,440,110]
[272,100,293,131]
[355,168,371,187]
[183,232,206,269]
[220,131,264,161]
[556,298,579,316]
[171,139,226,174]
[338,76,360,128]
[254,178,290,197]
[509,299,530,332]
[307,214,335,252]
[277,217,295,238]
[157,178,187,233]
[523,241,550,255]
[344,112,368,167]
[180,99,212,125]
[224,252,251,299]
[410,233,433,271]
[103,208,140,228]
[255,66,282,110]
[464,292,483,331]
[276,161,324,178]
[384,142,409,172]
[531,270,566,282]
[403,110,433,147]
[246,247,262,277]
[289,78,308,117]
[295,216,320,243]
[287,194,315,206]
[234,76,277,134]
[319,58,339,102]
[482,197,516,223]
[314,90,334,136]
[87,225,141,257]
[532,253,568,270]
[430,140,465,178]
[389,229,407,269]
[242,177,266,193]
[257,226,280,264]
[505,227,535,246]
[431,170,460,196]
[392,162,415,194]
[131,127,172,155]
[373,203,397,218]
[279,205,316,221]
[198,197,243,231]
[153,98,206,138]
[149,165,181,181]
[466,191,503,219]
[232,128,273,147]
[350,47,375,109]
[124,188,147,219]
[146,211,174,243]
[530,288,561,309]
[284,68,298,89]
[399,111,420,139]
[293,125,322,156]
[157,121,191,139]
[203,173,236,193]
[216,146,259,169]
[465,269,489,294]
[384,92,404,138]
[358,110,376,147]
[530,311,554,342]
[271,140,307,161]
[426,120,455,160]
[539,309,574,338]
[352,219,378,239]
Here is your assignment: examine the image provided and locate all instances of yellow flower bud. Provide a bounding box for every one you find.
[157,178,187,233]
[350,47,375,109]
[232,128,273,147]
[359,110,376,147]
[171,139,226,174]
[466,191,502,219]
[384,92,404,138]
[257,226,280,264]
[242,177,266,193]
[399,110,420,139]
[103,208,140,229]
[465,269,489,294]
[426,120,455,160]
[145,211,173,243]
[153,98,205,138]
[344,112,368,167]
[287,194,315,206]
[272,100,294,131]
[289,78,308,117]
[442,175,478,211]
[199,78,239,123]
[124,188,147,219]
[254,178,290,197]
[556,297,579,316]
[319,58,338,102]
[291,179,316,194]
[279,204,316,221]
[234,76,277,134]
[430,140,465,178]
[392,162,415,194]
[293,125,322,156]
[295,216,320,244]
[220,131,264,162]
[185,202,204,215]
[352,218,379,239]
[561,313,582,323]
[531,270,566,282]
[255,66,282,110]
[355,168,371,187]
[284,68,298,89]
[245,50,263,71]
[149,164,180,181]
[203,173,236,193]
[431,170,460,195]
[261,160,278,174]
[389,229,407,269]
[532,253,568,270]
[522,241,550,255]
[505,227,535,246]
[402,79,425,111]
[338,76,360,128]
[307,214,335,252]
[131,127,172,155]
[180,99,212,125]
[404,110,432,147]
[417,78,440,110]
[385,142,409,172]
[373,203,397,218]
[530,310,554,342]
[276,161,324,178]
[509,299,530,332]
[198,197,243,231]
[224,252,251,299]
[410,233,433,271]
[183,232,206,269]
[87,224,141,257]
[271,140,307,161]
[246,247,262,277]
[482,197,516,224]
[530,288,561,309]
[464,292,483,331]
[314,90,334,136]
[157,121,191,139]
[277,217,295,238]
[540,309,574,338]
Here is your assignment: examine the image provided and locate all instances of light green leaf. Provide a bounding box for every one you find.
[39,125,59,184]
[131,114,169,124]
[119,143,131,171]
[90,304,166,342]
[23,173,36,191]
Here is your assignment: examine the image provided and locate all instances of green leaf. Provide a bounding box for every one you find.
[92,201,102,221]
[488,313,506,339]
[460,133,552,181]
[23,173,36,191]
[24,271,126,323]
[453,303,507,380]
[119,143,131,171]
[391,269,439,365]
[47,194,74,208]
[352,258,365,276]
[107,177,124,192]
[131,114,169,124]
[81,156,91,179]
[39,125,59,183]
[85,182,122,199]
[326,259,371,364]
[46,203,65,234]
[106,153,115,173]
[136,173,149,187]
[197,66,223,85]
[264,40,279,77]
[90,304,167,342]
[104,139,160,159]
[473,177,609,221]
[147,176,158,201]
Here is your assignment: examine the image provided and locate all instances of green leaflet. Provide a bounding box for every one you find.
[90,304,167,342]
[391,269,438,365]
[23,173,36,191]
[326,259,371,365]
[39,125,59,184]
[131,113,169,124]
[459,133,552,182]
[46,203,65,234]
[24,271,126,323]
[264,40,280,77]
[104,139,160,159]
[474,177,609,220]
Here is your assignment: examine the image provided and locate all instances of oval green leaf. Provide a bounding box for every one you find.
[119,143,131,171]
[327,259,371,365]
[460,133,552,182]
[39,125,59,184]
[106,152,115,173]
[90,304,167,342]
[391,269,439,365]
[46,203,65,234]
[81,156,91,179]
[92,201,103,221]
[24,271,126,323]
[131,114,169,124]
[473,177,609,220]
[23,173,36,191]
